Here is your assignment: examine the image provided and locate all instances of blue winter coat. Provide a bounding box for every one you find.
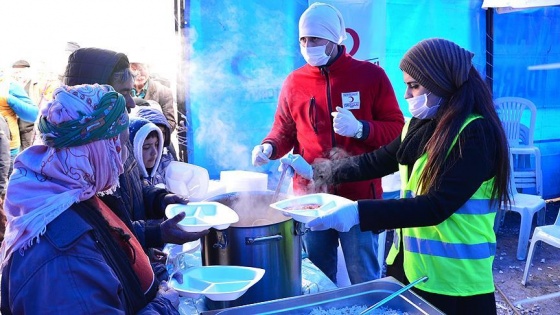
[0,204,178,315]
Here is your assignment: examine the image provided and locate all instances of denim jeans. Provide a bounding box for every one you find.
[303,224,380,285]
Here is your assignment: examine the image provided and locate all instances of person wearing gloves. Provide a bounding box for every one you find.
[281,38,510,314]
[252,2,404,285]
[63,47,206,262]
[0,84,180,314]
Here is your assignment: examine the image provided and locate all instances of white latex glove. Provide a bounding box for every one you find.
[251,143,273,166]
[306,201,359,232]
[279,153,313,180]
[331,106,361,137]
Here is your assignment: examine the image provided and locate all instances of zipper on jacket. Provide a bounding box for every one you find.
[321,67,337,147]
[309,97,318,134]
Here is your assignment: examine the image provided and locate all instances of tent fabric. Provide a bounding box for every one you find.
[482,0,560,14]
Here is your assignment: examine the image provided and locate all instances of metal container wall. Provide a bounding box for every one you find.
[202,191,303,309]
[201,277,445,315]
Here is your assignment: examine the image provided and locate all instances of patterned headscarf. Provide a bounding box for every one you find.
[38,84,128,148]
[1,84,129,267]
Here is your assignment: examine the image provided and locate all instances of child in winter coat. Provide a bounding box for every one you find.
[128,117,165,187]
[133,106,177,184]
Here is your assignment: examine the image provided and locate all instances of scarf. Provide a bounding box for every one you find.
[0,84,128,268]
[396,117,438,165]
[38,84,127,148]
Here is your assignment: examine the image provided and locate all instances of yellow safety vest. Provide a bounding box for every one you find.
[387,115,497,296]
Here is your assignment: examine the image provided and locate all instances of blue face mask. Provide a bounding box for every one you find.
[406,92,441,119]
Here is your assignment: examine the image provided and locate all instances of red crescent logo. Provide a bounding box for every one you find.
[346,28,360,56]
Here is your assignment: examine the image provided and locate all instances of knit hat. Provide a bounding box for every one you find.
[299,2,347,44]
[12,60,30,68]
[399,38,474,98]
[63,47,130,86]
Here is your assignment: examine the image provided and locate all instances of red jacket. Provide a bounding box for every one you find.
[264,47,404,200]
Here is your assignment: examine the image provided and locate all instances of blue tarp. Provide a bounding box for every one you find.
[183,0,560,197]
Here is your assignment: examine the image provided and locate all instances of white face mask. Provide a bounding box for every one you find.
[406,92,441,119]
[300,43,334,67]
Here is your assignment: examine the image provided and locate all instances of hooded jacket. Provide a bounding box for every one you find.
[128,117,164,186]
[135,107,177,184]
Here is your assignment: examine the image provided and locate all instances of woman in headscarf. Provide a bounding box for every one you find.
[0,84,180,314]
[281,38,510,314]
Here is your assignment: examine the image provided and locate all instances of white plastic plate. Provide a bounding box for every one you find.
[165,202,239,232]
[270,193,353,224]
[169,266,265,301]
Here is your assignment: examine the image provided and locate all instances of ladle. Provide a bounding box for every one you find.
[360,275,428,315]
[271,167,288,203]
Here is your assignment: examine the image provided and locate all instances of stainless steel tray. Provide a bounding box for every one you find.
[201,276,444,314]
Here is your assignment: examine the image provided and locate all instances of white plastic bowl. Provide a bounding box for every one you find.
[165,202,239,232]
[270,193,353,224]
[169,266,265,301]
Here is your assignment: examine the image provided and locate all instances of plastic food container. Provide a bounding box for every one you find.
[165,202,239,232]
[169,266,265,301]
[270,193,353,224]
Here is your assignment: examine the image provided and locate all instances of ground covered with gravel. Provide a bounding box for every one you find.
[493,201,560,315]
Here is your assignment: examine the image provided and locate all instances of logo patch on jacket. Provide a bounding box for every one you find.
[341,92,360,109]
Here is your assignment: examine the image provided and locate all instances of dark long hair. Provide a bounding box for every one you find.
[418,67,510,207]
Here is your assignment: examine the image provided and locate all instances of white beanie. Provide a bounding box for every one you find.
[299,2,347,44]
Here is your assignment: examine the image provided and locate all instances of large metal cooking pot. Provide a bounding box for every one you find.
[202,191,304,309]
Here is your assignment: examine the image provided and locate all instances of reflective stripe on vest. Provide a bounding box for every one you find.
[386,115,497,296]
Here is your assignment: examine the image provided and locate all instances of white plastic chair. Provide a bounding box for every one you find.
[494,97,542,196]
[521,208,560,286]
[494,154,546,260]
[514,124,542,195]
[494,97,537,148]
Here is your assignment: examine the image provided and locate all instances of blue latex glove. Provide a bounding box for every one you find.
[251,143,273,166]
[306,201,359,232]
[331,106,362,137]
[279,153,313,180]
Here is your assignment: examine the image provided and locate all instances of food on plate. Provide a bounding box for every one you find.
[284,203,322,211]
